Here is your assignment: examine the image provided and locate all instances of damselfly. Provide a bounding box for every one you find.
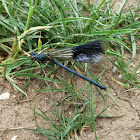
[31,40,108,90]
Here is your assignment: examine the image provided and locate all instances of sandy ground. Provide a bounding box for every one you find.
[0,0,140,140]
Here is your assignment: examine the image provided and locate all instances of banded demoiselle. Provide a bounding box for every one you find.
[31,40,108,90]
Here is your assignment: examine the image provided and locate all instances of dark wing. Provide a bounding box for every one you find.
[72,40,108,63]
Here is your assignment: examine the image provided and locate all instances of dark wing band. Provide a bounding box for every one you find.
[72,40,108,63]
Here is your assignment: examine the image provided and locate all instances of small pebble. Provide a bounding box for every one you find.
[11,135,18,140]
[0,92,10,100]
[134,134,139,137]
[118,75,122,78]
[55,101,59,105]
[95,93,99,96]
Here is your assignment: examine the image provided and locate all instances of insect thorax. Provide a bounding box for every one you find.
[37,52,49,63]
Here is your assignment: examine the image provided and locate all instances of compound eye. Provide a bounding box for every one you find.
[31,52,36,57]
[30,52,36,61]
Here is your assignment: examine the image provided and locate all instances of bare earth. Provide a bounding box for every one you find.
[0,1,140,140]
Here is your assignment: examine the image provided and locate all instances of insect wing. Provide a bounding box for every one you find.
[47,40,108,64]
[72,40,108,64]
[47,48,73,60]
